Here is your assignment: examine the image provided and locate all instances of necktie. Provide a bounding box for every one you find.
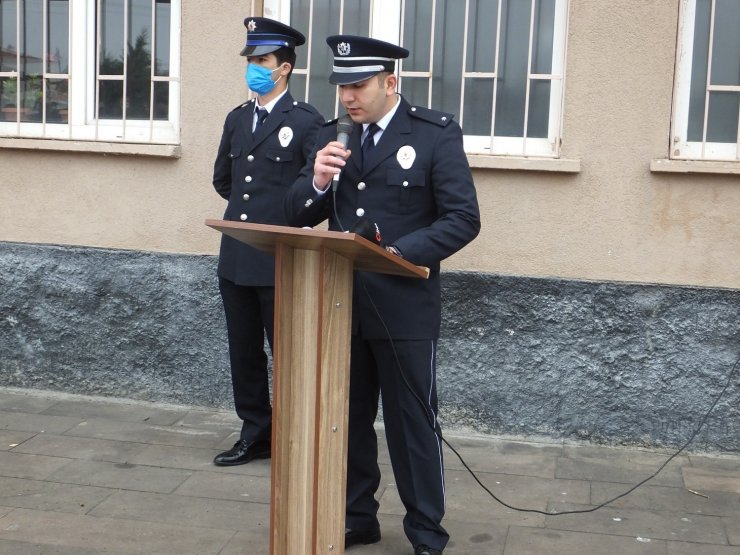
[254,108,268,132]
[362,123,380,165]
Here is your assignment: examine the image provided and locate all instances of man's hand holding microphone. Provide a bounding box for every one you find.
[313,115,354,191]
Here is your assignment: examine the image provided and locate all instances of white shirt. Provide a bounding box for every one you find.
[314,95,403,194]
[362,95,401,146]
[253,89,288,131]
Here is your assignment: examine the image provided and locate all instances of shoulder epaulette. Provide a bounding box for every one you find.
[231,99,254,112]
[408,105,454,127]
[291,100,321,115]
[322,117,339,127]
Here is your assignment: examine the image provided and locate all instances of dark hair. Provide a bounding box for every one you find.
[376,71,396,87]
[273,47,297,82]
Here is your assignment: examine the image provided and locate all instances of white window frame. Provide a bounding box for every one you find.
[0,0,181,144]
[265,0,569,158]
[671,0,740,162]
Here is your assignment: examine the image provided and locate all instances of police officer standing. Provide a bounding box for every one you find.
[284,35,480,555]
[212,18,323,466]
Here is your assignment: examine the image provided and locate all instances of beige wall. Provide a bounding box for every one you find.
[1,0,738,289]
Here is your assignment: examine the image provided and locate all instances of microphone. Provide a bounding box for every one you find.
[350,216,382,245]
[332,114,354,190]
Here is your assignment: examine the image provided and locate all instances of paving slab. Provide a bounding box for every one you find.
[724,517,740,545]
[664,541,740,554]
[62,417,230,448]
[446,469,591,509]
[0,539,107,554]
[45,459,192,494]
[0,477,113,514]
[174,409,242,431]
[218,528,271,555]
[0,452,74,480]
[0,508,234,554]
[443,437,559,478]
[173,470,272,504]
[40,398,189,426]
[0,391,58,414]
[592,481,740,518]
[683,467,740,494]
[124,442,268,474]
[563,444,688,466]
[441,517,509,555]
[10,433,150,463]
[381,482,544,530]
[0,430,35,451]
[543,503,728,544]
[0,411,82,434]
[555,451,685,487]
[1,387,739,554]
[351,513,509,555]
[89,489,268,531]
[502,525,667,555]
[689,455,740,473]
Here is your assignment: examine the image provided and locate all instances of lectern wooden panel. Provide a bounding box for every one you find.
[205,220,428,555]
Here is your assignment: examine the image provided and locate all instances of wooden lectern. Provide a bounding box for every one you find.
[205,220,429,555]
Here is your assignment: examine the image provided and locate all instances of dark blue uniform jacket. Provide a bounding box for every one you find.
[213,92,323,286]
[284,96,481,339]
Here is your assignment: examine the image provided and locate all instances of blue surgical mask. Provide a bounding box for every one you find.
[246,63,283,96]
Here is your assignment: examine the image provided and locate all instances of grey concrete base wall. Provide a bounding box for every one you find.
[1,241,738,452]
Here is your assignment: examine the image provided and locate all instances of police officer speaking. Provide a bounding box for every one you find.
[212,17,323,467]
[284,35,481,555]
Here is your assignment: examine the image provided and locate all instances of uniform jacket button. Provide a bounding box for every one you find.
[245,176,252,182]
[356,208,365,217]
[243,194,250,201]
[247,155,255,162]
[402,181,409,187]
[240,214,248,221]
[357,182,366,190]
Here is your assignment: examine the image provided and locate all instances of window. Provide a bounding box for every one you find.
[265,0,570,157]
[0,0,180,144]
[672,0,740,161]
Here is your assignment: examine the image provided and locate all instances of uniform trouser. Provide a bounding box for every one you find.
[345,335,448,551]
[218,277,275,443]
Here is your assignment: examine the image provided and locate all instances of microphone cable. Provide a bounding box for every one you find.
[359,276,740,516]
[326,191,739,515]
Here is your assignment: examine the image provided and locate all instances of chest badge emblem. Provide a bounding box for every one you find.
[279,126,293,147]
[397,145,416,170]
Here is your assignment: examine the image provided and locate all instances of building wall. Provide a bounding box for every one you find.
[465,0,740,289]
[1,1,738,451]
[0,0,738,288]
[1,242,737,452]
[0,0,250,255]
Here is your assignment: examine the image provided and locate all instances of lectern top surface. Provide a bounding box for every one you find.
[205,220,429,279]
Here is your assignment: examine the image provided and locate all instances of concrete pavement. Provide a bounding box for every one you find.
[0,387,738,554]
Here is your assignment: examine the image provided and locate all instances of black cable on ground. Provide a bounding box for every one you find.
[362,277,739,515]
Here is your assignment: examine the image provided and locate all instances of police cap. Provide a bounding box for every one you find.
[326,35,409,85]
[240,17,305,57]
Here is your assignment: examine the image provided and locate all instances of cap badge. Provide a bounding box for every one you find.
[247,19,257,32]
[337,42,351,56]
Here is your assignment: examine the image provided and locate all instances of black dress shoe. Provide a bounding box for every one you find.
[414,545,442,555]
[213,439,270,466]
[344,527,381,549]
